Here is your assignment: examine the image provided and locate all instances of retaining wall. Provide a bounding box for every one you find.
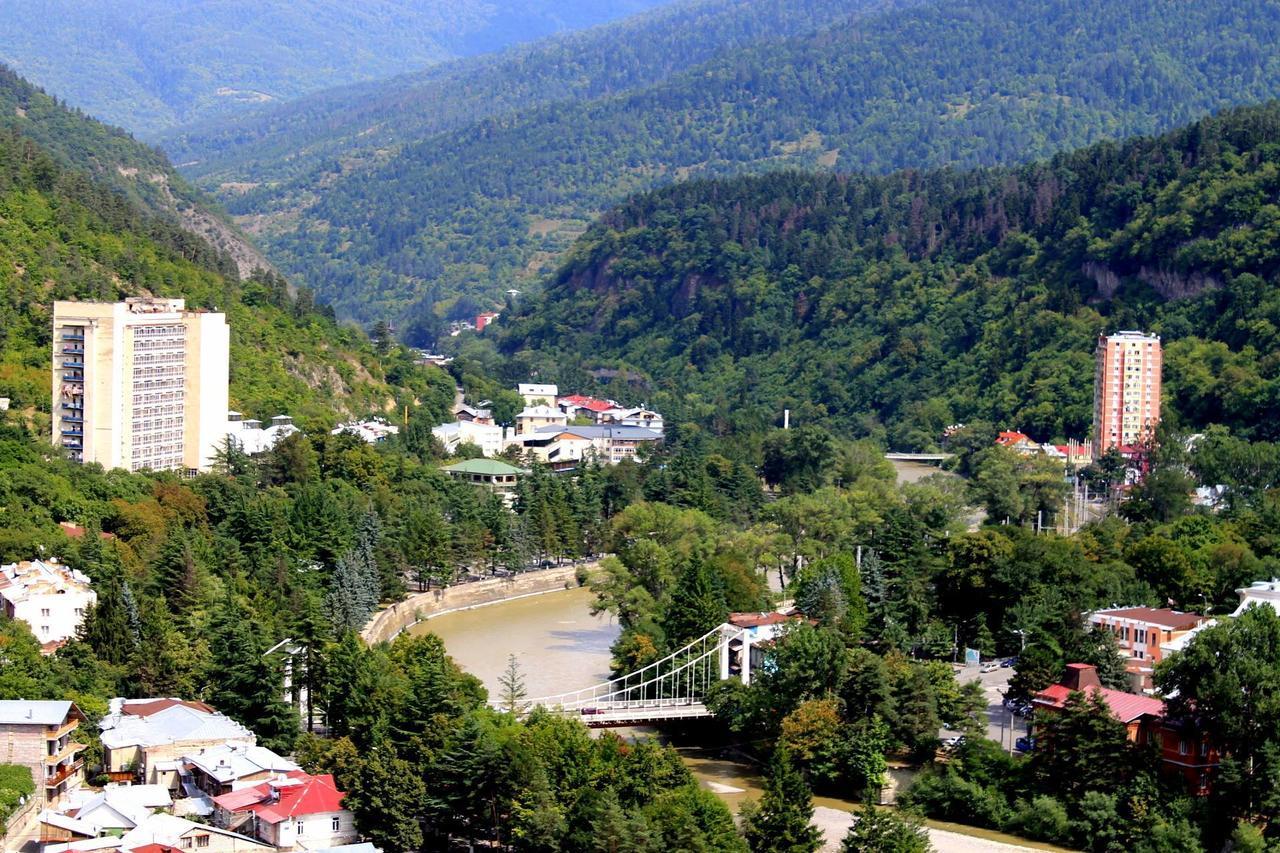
[361,562,598,644]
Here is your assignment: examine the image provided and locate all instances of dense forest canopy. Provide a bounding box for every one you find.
[0,0,671,135]
[180,0,1280,325]
[497,102,1280,448]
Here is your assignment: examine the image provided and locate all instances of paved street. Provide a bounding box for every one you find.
[943,661,1032,753]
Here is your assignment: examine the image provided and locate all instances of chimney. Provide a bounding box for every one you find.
[1062,663,1102,692]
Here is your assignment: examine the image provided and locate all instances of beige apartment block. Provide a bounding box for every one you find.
[52,298,229,474]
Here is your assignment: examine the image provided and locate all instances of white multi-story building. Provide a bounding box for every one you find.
[516,383,558,407]
[0,559,96,648]
[52,298,229,474]
[432,420,508,457]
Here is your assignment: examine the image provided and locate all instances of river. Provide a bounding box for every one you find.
[418,586,1053,852]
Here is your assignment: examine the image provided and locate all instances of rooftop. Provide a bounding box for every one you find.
[100,701,253,750]
[183,744,297,783]
[441,458,526,477]
[212,771,346,823]
[1033,664,1165,723]
[533,425,663,441]
[0,559,94,600]
[1093,607,1205,631]
[0,700,79,726]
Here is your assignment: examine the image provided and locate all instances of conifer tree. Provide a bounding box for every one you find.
[207,594,299,752]
[742,746,822,853]
[662,558,728,647]
[499,653,528,714]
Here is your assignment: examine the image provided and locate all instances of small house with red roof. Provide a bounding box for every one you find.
[994,430,1038,453]
[212,771,355,851]
[1033,664,1219,795]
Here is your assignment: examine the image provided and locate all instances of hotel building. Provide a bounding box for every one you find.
[1092,331,1162,457]
[52,298,229,474]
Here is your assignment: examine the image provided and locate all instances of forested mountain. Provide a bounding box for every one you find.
[497,102,1280,449]
[180,0,1280,326]
[162,0,911,186]
[0,0,670,136]
[0,67,268,276]
[0,114,452,432]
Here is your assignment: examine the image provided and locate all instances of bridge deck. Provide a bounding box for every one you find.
[572,703,711,727]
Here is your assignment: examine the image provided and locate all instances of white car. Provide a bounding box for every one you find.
[980,662,1000,673]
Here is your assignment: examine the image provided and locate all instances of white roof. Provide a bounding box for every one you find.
[0,559,94,602]
[0,700,75,725]
[119,812,272,849]
[40,810,99,836]
[99,703,254,750]
[517,383,558,396]
[1233,578,1280,617]
[183,744,298,784]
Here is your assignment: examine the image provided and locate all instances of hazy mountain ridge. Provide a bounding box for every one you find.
[0,0,671,136]
[175,0,1280,326]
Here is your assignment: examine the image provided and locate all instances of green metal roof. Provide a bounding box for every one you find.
[440,458,526,476]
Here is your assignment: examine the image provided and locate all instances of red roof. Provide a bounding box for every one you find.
[131,846,181,853]
[558,395,615,412]
[1034,684,1165,723]
[212,771,346,824]
[729,612,797,628]
[1093,607,1204,631]
[995,430,1033,446]
[122,698,216,717]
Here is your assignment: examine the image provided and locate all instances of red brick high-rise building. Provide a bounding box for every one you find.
[1093,331,1162,457]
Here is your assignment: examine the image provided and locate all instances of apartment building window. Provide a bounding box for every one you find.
[1180,738,1190,755]
[1200,741,1209,757]
[40,626,49,636]
[332,816,341,832]
[180,839,193,850]
[41,608,50,618]
[196,835,210,848]
[296,821,304,837]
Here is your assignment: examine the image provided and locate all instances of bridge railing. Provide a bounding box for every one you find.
[526,625,738,713]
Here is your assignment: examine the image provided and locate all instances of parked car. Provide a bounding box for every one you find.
[1001,657,1018,668]
[941,735,965,751]
[1015,736,1036,752]
[1011,701,1034,718]
[980,662,1000,673]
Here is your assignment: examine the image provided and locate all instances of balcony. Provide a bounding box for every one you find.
[45,720,79,740]
[45,759,84,789]
[61,375,84,383]
[60,333,85,342]
[45,741,85,766]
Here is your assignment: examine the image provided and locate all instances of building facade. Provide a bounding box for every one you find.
[0,559,96,649]
[212,772,356,851]
[1089,607,1208,692]
[0,701,87,806]
[52,299,229,474]
[1092,331,1162,457]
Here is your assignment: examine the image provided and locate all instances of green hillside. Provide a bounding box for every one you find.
[0,125,453,433]
[189,0,1280,327]
[0,66,269,276]
[0,0,670,136]
[497,102,1280,448]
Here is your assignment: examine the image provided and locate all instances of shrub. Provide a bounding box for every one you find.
[1009,796,1070,845]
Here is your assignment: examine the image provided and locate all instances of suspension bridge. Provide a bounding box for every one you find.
[516,621,775,727]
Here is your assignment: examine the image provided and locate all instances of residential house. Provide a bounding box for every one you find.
[555,395,616,422]
[1033,664,1219,795]
[0,558,96,651]
[226,414,299,455]
[721,612,804,686]
[212,772,356,851]
[182,745,298,798]
[432,421,507,457]
[516,383,558,407]
[522,422,665,461]
[1089,607,1209,692]
[0,700,86,806]
[41,784,174,841]
[599,407,664,432]
[475,311,500,332]
[514,405,567,435]
[452,404,493,424]
[994,431,1039,454]
[329,420,398,444]
[99,699,255,788]
[440,458,525,499]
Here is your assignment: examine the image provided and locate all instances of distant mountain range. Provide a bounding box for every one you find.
[0,0,670,136]
[496,102,1280,447]
[161,0,1280,330]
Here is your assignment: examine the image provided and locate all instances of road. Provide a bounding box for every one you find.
[942,661,1032,754]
